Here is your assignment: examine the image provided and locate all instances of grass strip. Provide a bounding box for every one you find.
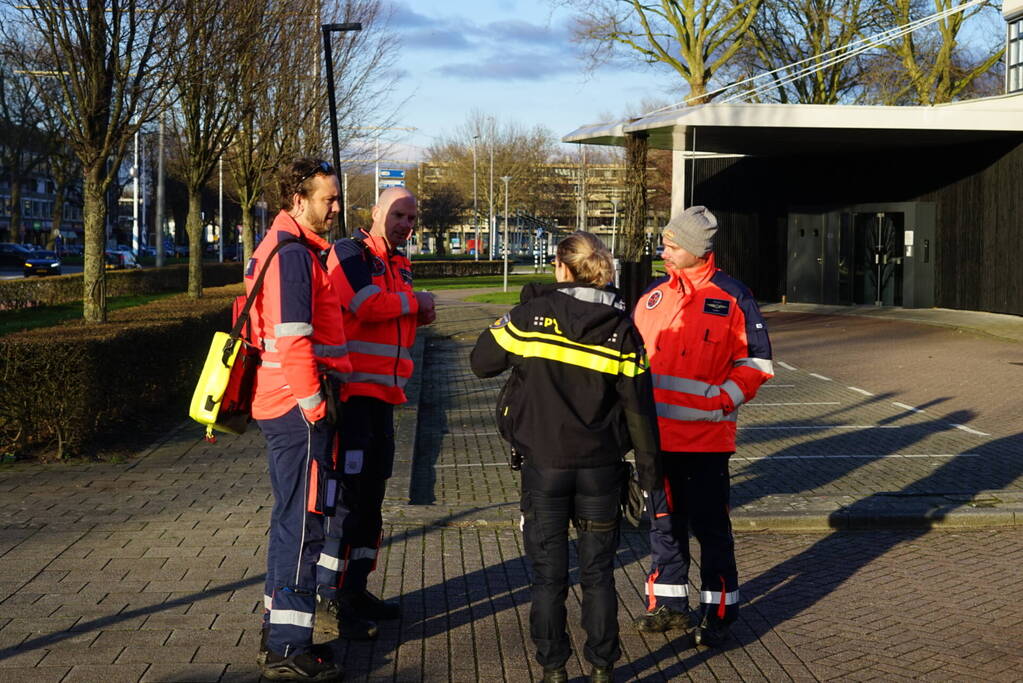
[0,292,179,336]
[417,272,552,291]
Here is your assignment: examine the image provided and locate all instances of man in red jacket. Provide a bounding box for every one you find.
[316,187,435,638]
[248,158,349,681]
[632,206,773,648]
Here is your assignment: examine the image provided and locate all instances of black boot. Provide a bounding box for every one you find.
[589,664,613,682]
[633,605,696,633]
[541,667,568,683]
[339,589,401,621]
[315,596,379,640]
[260,645,343,682]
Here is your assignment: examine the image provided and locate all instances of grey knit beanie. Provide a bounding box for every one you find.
[661,205,718,256]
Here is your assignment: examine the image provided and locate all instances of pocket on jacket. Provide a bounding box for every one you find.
[693,327,724,380]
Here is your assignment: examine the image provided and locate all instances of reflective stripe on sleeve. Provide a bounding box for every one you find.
[263,338,278,352]
[313,343,349,358]
[656,402,737,423]
[348,340,412,362]
[490,323,646,378]
[653,374,720,397]
[275,322,313,338]
[297,392,323,410]
[349,371,409,388]
[721,379,746,408]
[648,583,689,597]
[317,552,339,572]
[264,594,273,610]
[735,357,774,374]
[269,609,314,628]
[350,284,381,313]
[262,361,282,368]
[398,292,410,315]
[700,589,740,606]
[349,547,377,561]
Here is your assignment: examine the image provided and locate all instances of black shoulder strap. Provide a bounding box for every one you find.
[228,236,316,341]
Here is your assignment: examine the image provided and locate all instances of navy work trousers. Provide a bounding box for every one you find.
[521,461,624,671]
[645,452,739,626]
[257,405,334,657]
[317,396,394,599]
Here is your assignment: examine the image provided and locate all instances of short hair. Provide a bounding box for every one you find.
[556,231,614,286]
[278,158,333,211]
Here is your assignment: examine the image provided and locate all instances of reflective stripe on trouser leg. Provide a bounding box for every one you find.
[645,478,690,612]
[258,406,330,656]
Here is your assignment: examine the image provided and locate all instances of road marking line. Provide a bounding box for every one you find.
[434,463,510,468]
[777,361,797,371]
[740,425,901,430]
[732,453,979,461]
[760,384,795,388]
[808,373,831,381]
[439,431,502,437]
[893,402,924,413]
[847,386,874,396]
[745,402,841,406]
[951,423,990,436]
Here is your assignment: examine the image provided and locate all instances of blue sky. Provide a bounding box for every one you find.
[381,0,681,161]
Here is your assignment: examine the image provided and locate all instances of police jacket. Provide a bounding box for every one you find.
[633,253,773,453]
[326,230,420,405]
[470,282,662,491]
[247,211,352,422]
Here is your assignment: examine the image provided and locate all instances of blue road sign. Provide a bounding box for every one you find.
[379,169,405,179]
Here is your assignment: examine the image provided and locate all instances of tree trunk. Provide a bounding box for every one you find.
[10,179,23,244]
[48,188,66,251]
[241,200,255,264]
[435,231,446,257]
[620,133,649,262]
[186,188,204,298]
[82,163,108,323]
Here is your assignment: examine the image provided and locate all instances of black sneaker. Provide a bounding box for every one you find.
[315,597,379,640]
[541,667,568,683]
[693,621,730,647]
[633,605,696,633]
[339,589,401,621]
[589,664,613,682]
[260,646,343,681]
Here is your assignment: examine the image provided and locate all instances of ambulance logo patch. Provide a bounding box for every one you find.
[490,313,510,329]
[645,290,663,309]
[704,298,730,316]
[370,255,386,276]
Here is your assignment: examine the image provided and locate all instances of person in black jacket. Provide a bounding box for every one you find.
[470,231,661,683]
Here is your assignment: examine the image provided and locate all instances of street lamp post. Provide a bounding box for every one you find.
[501,175,511,292]
[321,21,363,237]
[472,135,479,260]
[489,142,495,259]
[610,197,619,256]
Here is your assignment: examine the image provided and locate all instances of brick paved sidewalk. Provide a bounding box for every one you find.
[1,290,1022,681]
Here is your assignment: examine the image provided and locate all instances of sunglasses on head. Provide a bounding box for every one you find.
[299,160,333,184]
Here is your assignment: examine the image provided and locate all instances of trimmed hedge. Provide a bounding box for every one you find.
[0,262,243,310]
[0,285,241,459]
[411,260,503,278]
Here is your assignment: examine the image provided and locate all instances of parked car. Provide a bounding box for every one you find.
[105,250,141,270]
[0,242,32,267]
[23,250,62,277]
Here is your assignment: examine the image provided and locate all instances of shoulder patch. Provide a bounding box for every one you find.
[490,313,510,329]
[370,255,387,276]
[703,298,731,316]
[645,290,663,310]
[245,257,257,278]
[399,267,413,285]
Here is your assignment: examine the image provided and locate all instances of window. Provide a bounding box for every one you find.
[1009,17,1023,94]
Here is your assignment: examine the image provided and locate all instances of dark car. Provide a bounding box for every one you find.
[0,242,32,268]
[105,250,141,270]
[23,250,62,277]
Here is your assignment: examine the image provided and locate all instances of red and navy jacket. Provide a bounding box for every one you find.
[325,230,420,405]
[632,253,773,453]
[246,211,351,421]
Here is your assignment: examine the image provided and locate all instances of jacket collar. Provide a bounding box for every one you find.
[271,210,330,251]
[357,229,401,258]
[666,252,716,293]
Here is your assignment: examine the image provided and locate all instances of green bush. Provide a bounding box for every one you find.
[411,260,503,278]
[0,263,242,311]
[0,285,241,459]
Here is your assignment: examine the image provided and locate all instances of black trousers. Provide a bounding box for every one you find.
[521,462,624,670]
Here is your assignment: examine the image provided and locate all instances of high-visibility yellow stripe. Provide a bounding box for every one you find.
[490,325,647,377]
[504,322,639,362]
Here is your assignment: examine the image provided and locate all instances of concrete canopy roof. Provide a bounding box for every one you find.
[562,94,1023,156]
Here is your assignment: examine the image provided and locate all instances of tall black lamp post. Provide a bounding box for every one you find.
[321,22,362,236]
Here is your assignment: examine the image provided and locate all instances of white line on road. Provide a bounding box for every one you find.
[433,463,509,468]
[745,402,840,407]
[760,384,795,388]
[732,453,979,461]
[847,386,874,396]
[438,431,502,437]
[808,373,832,381]
[951,423,990,436]
[740,425,901,430]
[893,402,924,413]
[777,361,797,371]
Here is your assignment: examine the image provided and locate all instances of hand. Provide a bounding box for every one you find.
[415,291,436,325]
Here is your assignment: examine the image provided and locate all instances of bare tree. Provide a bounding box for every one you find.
[0,63,48,244]
[560,0,763,104]
[419,183,465,257]
[871,0,1004,104]
[3,0,177,323]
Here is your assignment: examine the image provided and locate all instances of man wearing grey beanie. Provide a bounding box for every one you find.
[631,205,774,648]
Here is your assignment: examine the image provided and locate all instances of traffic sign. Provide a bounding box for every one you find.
[379,178,405,188]
[379,169,405,179]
